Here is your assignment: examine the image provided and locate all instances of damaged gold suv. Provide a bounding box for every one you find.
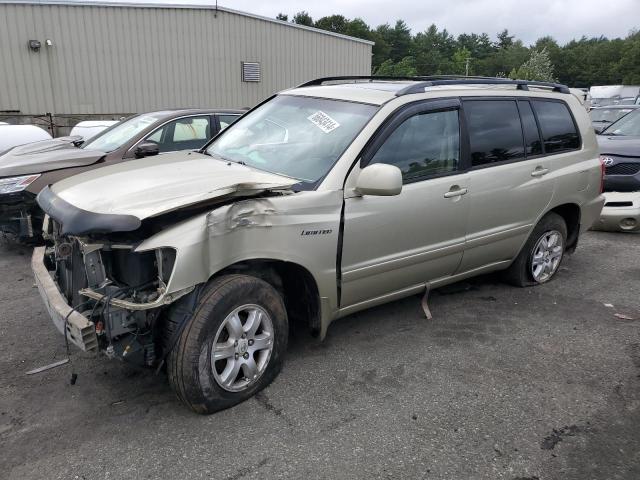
[33,77,605,414]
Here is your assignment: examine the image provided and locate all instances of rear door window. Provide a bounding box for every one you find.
[531,100,580,154]
[517,100,543,156]
[172,117,210,143]
[464,100,525,167]
[217,114,241,131]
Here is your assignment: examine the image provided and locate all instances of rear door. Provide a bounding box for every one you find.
[340,99,470,307]
[456,98,555,273]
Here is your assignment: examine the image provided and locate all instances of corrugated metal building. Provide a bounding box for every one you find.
[0,0,373,117]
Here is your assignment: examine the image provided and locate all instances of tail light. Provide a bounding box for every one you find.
[598,155,606,193]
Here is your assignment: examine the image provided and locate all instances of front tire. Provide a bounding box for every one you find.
[504,212,568,287]
[166,274,288,414]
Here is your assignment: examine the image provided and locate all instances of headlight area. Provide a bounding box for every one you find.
[45,236,184,366]
[0,174,40,195]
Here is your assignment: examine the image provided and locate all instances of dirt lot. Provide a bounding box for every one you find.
[1,231,639,480]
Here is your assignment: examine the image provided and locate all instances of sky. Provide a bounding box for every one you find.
[95,0,639,45]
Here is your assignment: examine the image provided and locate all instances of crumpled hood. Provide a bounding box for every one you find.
[597,135,640,157]
[0,136,106,177]
[50,151,297,221]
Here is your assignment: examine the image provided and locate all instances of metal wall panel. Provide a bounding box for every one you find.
[0,2,373,114]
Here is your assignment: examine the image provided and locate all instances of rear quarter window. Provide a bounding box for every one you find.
[532,100,580,154]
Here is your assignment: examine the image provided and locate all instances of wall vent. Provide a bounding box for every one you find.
[242,62,261,82]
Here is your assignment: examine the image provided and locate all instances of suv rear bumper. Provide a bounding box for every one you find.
[31,246,98,351]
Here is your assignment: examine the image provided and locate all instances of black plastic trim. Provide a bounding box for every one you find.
[37,186,141,235]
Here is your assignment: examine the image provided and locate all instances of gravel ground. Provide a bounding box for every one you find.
[1,231,639,480]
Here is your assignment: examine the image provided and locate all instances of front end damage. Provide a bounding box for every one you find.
[0,188,42,239]
[34,217,191,365]
[31,153,340,367]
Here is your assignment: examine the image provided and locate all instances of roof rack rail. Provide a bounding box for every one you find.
[296,76,571,95]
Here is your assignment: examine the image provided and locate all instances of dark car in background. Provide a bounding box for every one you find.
[598,108,640,192]
[0,108,243,239]
[590,105,639,133]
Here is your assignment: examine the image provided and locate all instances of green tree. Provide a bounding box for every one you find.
[618,31,640,84]
[292,11,313,26]
[315,15,349,34]
[389,20,413,63]
[452,47,472,75]
[370,30,392,70]
[374,56,417,76]
[411,24,456,74]
[496,29,515,49]
[482,40,529,77]
[457,33,494,59]
[272,12,640,85]
[345,18,371,40]
[509,48,557,81]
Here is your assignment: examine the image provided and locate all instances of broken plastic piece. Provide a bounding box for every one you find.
[421,285,433,320]
[25,358,69,375]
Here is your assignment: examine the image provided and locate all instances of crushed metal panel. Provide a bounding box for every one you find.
[207,198,278,235]
[32,246,98,352]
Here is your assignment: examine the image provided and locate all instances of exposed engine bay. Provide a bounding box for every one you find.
[42,218,183,367]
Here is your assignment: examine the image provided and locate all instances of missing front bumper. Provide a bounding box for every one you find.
[32,246,98,352]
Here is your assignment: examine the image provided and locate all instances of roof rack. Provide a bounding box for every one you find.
[297,76,571,95]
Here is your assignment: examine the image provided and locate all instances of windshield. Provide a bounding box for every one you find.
[82,114,163,153]
[590,108,634,124]
[602,109,640,136]
[205,95,377,183]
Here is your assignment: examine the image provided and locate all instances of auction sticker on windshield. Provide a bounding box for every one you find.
[307,111,341,133]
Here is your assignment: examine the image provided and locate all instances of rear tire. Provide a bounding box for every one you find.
[503,212,567,287]
[166,274,288,414]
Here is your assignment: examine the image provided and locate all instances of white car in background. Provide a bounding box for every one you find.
[69,120,120,141]
[0,124,52,154]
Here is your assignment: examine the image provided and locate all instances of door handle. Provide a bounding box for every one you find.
[443,186,468,198]
[531,167,550,177]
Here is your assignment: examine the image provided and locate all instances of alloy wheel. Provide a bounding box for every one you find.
[211,304,274,392]
[531,229,564,283]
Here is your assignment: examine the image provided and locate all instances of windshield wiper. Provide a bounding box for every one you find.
[203,150,247,165]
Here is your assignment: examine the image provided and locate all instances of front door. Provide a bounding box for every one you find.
[340,100,470,308]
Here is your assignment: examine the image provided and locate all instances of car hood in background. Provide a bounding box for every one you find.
[49,152,297,221]
[597,135,640,157]
[0,136,106,177]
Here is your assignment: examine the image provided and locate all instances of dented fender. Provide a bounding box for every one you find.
[135,190,344,334]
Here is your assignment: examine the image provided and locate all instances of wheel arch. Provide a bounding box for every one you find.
[214,258,323,337]
[547,203,581,253]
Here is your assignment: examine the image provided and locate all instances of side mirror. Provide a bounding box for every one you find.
[134,141,160,158]
[355,163,403,196]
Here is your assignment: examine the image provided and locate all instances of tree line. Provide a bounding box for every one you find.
[276,12,640,86]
